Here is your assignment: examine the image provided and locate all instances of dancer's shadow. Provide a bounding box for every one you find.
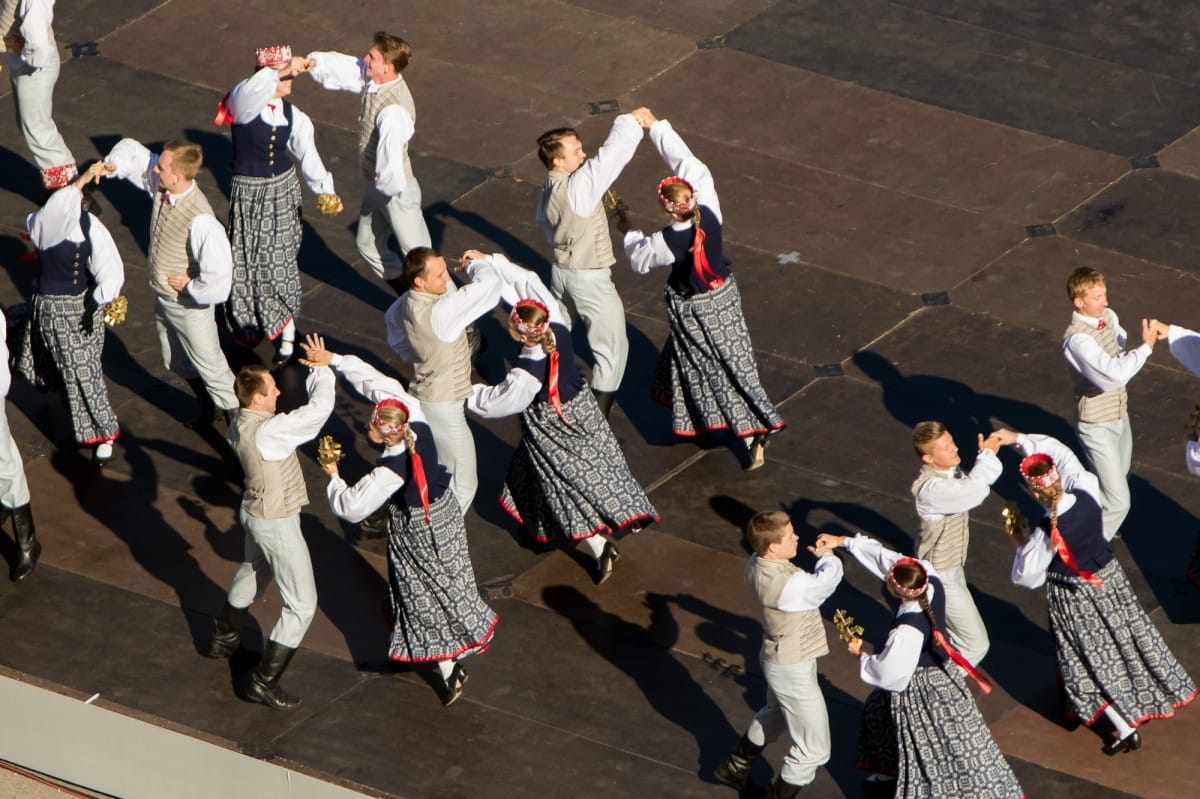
[541,585,738,781]
[426,201,550,276]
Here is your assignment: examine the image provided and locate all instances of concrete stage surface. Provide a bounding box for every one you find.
[0,1,1198,797]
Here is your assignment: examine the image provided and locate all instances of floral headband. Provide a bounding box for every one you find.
[510,298,550,338]
[657,176,697,215]
[887,557,928,601]
[1019,453,1060,491]
[371,398,409,438]
[256,45,292,68]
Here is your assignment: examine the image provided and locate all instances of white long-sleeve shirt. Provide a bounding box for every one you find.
[1063,310,1151,392]
[26,183,124,303]
[385,258,500,363]
[103,138,233,305]
[324,354,427,523]
[2,0,55,69]
[248,366,335,463]
[466,254,565,419]
[843,534,941,692]
[1008,433,1097,589]
[1164,324,1200,476]
[227,67,336,195]
[756,552,844,612]
[535,113,644,241]
[306,51,414,196]
[913,448,1002,518]
[622,118,722,275]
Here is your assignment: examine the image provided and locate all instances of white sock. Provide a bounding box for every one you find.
[96,442,113,458]
[278,321,296,355]
[1103,705,1135,739]
[436,660,455,681]
[582,535,607,560]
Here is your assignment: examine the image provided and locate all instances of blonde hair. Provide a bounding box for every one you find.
[1066,267,1105,300]
[162,140,203,180]
[373,403,417,455]
[514,303,556,354]
[912,421,947,457]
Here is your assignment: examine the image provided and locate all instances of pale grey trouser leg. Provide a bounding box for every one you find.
[421,398,477,516]
[1076,415,1132,540]
[10,53,74,170]
[154,296,239,411]
[939,566,990,666]
[747,658,831,787]
[226,511,316,648]
[549,266,628,392]
[356,183,431,281]
[0,405,30,508]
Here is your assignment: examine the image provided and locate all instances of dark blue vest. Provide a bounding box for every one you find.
[231,101,293,178]
[513,322,586,405]
[36,209,92,296]
[660,205,732,296]
[1041,490,1113,579]
[377,420,451,508]
[893,575,950,669]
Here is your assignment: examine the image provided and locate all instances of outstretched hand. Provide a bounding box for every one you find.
[812,533,846,557]
[299,333,334,367]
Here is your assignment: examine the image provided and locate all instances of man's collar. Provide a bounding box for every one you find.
[163,181,197,205]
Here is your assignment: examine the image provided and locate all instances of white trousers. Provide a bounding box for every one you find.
[356,182,432,281]
[7,53,74,170]
[1076,414,1132,540]
[0,404,30,509]
[747,657,831,787]
[939,566,990,666]
[154,296,238,411]
[550,266,628,392]
[421,398,477,516]
[226,510,317,648]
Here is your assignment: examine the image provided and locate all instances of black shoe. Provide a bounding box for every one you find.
[244,641,301,710]
[591,388,616,419]
[594,540,621,585]
[768,775,803,799]
[714,734,766,789]
[442,662,468,706]
[1104,730,1141,756]
[11,504,40,582]
[744,434,769,471]
[205,602,248,659]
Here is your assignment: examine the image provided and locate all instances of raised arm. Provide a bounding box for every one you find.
[648,119,721,222]
[102,139,161,196]
[255,367,336,460]
[564,113,645,214]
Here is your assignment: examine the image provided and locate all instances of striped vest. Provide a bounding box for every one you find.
[1064,310,1127,423]
[230,409,309,520]
[359,77,416,187]
[912,466,971,572]
[747,555,829,665]
[148,186,216,301]
[539,170,615,271]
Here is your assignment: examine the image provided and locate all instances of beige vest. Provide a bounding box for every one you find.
[231,409,308,519]
[539,170,615,271]
[400,291,472,402]
[1064,310,1128,423]
[747,556,829,665]
[912,466,971,572]
[148,186,215,300]
[359,77,417,185]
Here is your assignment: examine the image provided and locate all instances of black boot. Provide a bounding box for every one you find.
[205,602,248,659]
[768,775,803,799]
[184,378,219,429]
[592,388,616,419]
[245,640,301,710]
[594,540,621,585]
[860,776,897,799]
[714,734,766,789]
[11,504,40,582]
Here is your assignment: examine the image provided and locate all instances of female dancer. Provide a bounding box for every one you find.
[19,160,123,465]
[622,117,784,469]
[466,252,659,584]
[216,46,341,364]
[815,533,1023,799]
[1009,432,1195,754]
[303,340,495,706]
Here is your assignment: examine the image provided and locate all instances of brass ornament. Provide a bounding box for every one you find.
[101,295,128,327]
[317,193,344,216]
[602,188,629,221]
[832,608,864,644]
[1002,502,1028,543]
[316,435,346,468]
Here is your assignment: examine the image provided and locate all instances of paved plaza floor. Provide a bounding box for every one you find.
[0,1,1198,797]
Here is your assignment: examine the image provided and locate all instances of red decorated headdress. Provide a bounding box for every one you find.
[657,176,697,215]
[1020,453,1060,491]
[510,298,550,338]
[256,45,292,68]
[370,398,410,438]
[886,557,928,600]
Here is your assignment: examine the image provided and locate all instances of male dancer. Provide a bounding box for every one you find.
[911,422,1014,666]
[305,32,430,293]
[1063,267,1158,539]
[205,336,335,709]
[535,106,655,417]
[714,511,842,798]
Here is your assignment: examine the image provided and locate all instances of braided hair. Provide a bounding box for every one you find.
[513,302,555,353]
[890,561,950,660]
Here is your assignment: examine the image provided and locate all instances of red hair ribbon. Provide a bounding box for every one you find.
[511,299,565,422]
[932,631,994,694]
[372,398,430,522]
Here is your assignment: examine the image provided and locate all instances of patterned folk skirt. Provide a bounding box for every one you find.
[14,293,118,445]
[1047,558,1197,726]
[223,168,304,344]
[384,490,497,663]
[500,389,660,543]
[651,277,785,438]
[859,668,1023,798]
